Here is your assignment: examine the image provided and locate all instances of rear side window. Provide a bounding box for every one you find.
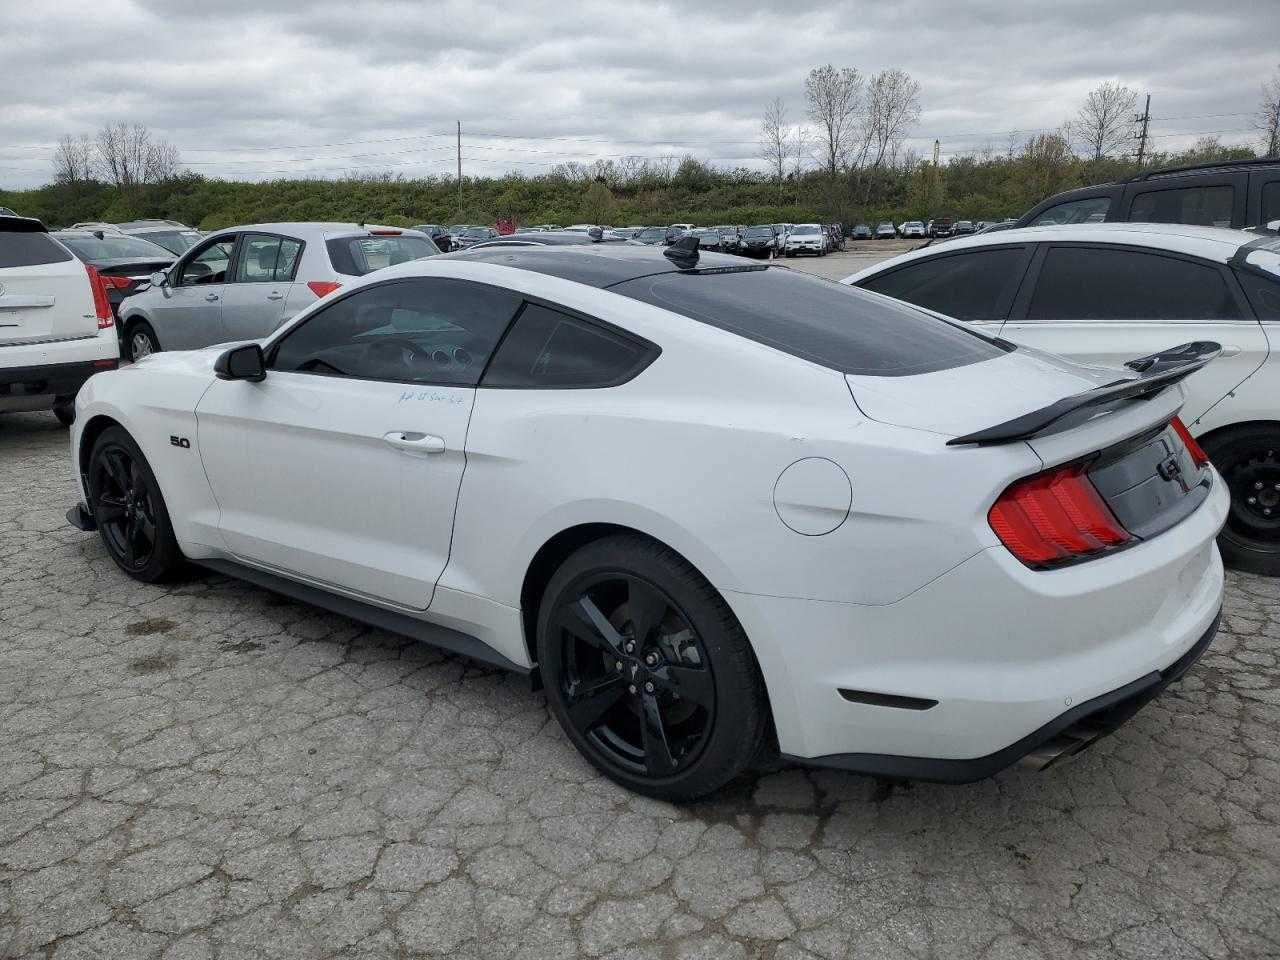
[1233,270,1280,320]
[612,267,1006,377]
[1028,196,1111,226]
[1129,186,1234,227]
[0,232,73,268]
[1028,247,1242,321]
[482,303,655,388]
[1262,181,1280,224]
[859,247,1027,322]
[325,235,440,276]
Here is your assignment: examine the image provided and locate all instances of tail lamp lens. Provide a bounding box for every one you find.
[85,264,114,328]
[1170,416,1209,467]
[989,460,1131,567]
[307,280,342,298]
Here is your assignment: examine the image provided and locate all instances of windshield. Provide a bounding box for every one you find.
[793,225,820,235]
[141,230,203,254]
[325,235,439,276]
[57,234,172,260]
[612,268,1005,377]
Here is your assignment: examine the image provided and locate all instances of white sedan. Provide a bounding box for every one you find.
[844,223,1280,576]
[66,240,1226,799]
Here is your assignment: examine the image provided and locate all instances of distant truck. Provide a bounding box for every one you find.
[930,217,954,238]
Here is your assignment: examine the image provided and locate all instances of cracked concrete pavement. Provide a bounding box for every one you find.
[2,411,1278,959]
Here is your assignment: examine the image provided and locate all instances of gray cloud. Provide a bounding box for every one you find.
[1,0,1275,187]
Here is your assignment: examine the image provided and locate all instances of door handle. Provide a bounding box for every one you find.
[383,431,445,454]
[266,292,285,301]
[1218,344,1241,358]
[205,293,220,302]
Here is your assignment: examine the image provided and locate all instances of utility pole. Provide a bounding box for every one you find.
[1134,94,1151,166]
[932,139,940,166]
[456,121,463,222]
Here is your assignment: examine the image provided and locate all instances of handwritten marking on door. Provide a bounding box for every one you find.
[398,390,464,405]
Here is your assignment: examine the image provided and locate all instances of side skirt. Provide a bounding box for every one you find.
[197,557,531,675]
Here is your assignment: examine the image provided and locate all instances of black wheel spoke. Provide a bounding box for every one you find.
[565,674,626,731]
[118,516,137,563]
[626,577,668,649]
[640,692,677,776]
[129,462,146,499]
[96,495,127,523]
[657,664,715,710]
[570,595,626,655]
[102,451,130,494]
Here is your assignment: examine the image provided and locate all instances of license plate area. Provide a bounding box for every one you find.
[1089,425,1210,540]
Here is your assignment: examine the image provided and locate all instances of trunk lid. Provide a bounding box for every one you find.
[0,225,97,345]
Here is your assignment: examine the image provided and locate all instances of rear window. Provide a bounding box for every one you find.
[611,267,1007,377]
[56,234,172,261]
[1129,185,1234,228]
[325,235,439,276]
[0,231,74,268]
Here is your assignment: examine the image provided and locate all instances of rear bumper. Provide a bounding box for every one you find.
[785,607,1220,782]
[0,358,118,405]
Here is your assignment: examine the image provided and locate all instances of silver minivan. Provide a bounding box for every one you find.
[117,223,439,360]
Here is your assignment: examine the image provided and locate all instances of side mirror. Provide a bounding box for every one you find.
[214,343,266,382]
[148,270,168,288]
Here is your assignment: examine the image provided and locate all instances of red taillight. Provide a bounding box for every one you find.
[1171,416,1209,467]
[101,274,132,289]
[989,460,1131,568]
[307,280,342,298]
[85,264,114,329]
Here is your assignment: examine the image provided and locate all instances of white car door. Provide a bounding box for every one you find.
[999,244,1268,425]
[194,276,523,609]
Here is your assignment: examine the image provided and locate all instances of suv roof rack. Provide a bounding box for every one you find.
[1130,157,1280,182]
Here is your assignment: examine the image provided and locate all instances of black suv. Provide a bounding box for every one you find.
[1017,158,1280,231]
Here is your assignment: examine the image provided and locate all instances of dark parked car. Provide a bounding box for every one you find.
[874,221,898,240]
[1016,158,1280,231]
[851,223,872,240]
[468,231,601,248]
[449,225,499,249]
[411,224,453,251]
[953,220,976,236]
[630,226,682,245]
[691,228,722,251]
[739,224,782,257]
[931,218,954,238]
[51,230,175,322]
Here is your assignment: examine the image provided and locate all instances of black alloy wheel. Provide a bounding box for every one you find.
[538,535,768,800]
[87,427,186,582]
[1203,425,1280,576]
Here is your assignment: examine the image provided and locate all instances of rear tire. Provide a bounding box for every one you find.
[87,426,187,582]
[537,535,768,801]
[1201,424,1280,576]
[126,321,160,362]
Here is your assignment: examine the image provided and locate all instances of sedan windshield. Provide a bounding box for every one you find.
[57,234,173,260]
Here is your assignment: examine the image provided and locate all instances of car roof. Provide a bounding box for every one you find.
[203,222,427,239]
[447,244,749,288]
[846,222,1261,280]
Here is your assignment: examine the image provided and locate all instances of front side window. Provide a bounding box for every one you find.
[178,238,235,286]
[860,247,1028,323]
[270,278,521,386]
[1129,185,1234,228]
[1027,246,1242,321]
[1029,196,1112,227]
[613,267,1006,377]
[483,303,655,388]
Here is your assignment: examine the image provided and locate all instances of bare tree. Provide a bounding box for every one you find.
[805,65,862,175]
[1259,64,1280,158]
[94,123,181,187]
[791,124,809,177]
[1071,81,1138,160]
[759,98,790,191]
[861,69,922,173]
[52,134,96,184]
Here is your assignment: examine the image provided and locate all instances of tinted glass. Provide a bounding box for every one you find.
[1029,196,1112,227]
[483,303,653,388]
[613,267,1006,377]
[1129,186,1234,227]
[178,239,234,285]
[55,234,170,260]
[271,278,520,385]
[235,235,282,282]
[0,231,74,268]
[1028,247,1241,321]
[1262,181,1280,224]
[325,235,439,276]
[861,247,1027,322]
[1234,269,1280,320]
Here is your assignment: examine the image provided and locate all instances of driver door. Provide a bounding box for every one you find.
[194,277,522,609]
[149,234,238,350]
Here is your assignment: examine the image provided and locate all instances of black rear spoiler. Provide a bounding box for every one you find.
[947,341,1220,447]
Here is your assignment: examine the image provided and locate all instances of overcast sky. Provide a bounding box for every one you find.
[1,0,1276,189]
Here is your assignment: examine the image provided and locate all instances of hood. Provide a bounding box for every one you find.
[125,344,226,375]
[844,346,1122,439]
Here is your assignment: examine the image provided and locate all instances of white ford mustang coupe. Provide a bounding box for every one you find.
[66,240,1228,800]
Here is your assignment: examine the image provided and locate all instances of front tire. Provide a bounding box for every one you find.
[126,321,160,362]
[1202,424,1280,576]
[537,535,768,801]
[87,426,186,582]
